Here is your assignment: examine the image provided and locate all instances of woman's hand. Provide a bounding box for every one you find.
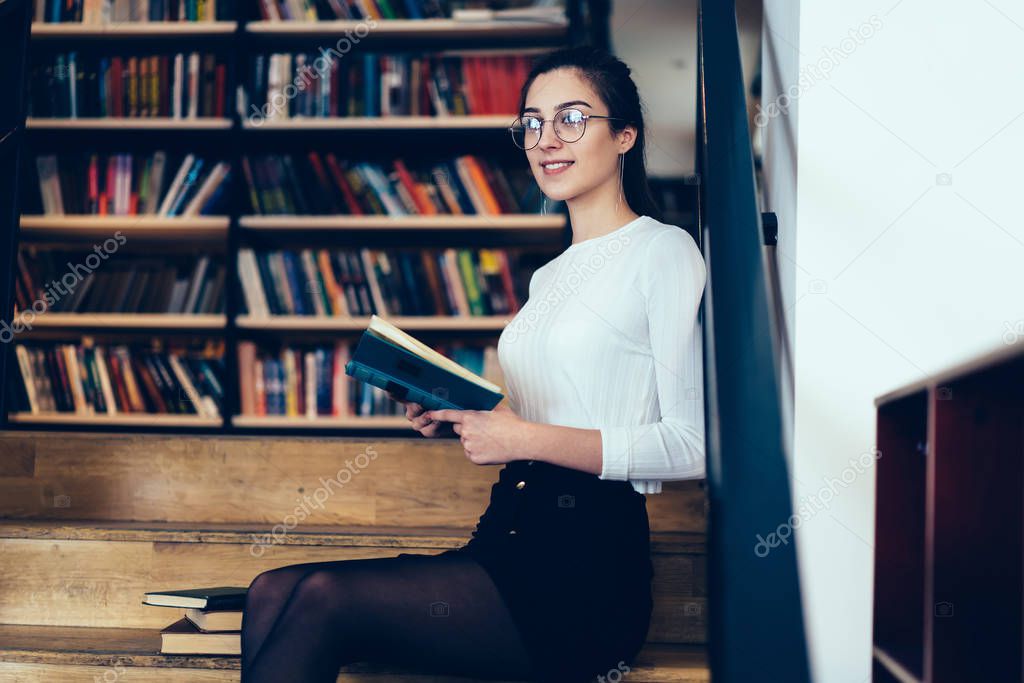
[386,391,455,438]
[423,403,531,466]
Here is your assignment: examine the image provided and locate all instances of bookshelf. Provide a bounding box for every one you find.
[0,0,32,425]
[5,0,596,434]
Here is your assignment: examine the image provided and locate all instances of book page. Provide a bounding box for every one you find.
[367,315,502,394]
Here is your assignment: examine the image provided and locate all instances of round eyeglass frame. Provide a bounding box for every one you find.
[508,108,632,150]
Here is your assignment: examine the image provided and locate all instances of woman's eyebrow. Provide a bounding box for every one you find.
[522,100,593,114]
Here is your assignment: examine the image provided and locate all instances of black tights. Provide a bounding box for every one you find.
[240,551,537,683]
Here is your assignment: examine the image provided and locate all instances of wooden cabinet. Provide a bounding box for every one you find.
[873,345,1024,682]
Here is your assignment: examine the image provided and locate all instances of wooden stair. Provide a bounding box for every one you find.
[0,624,709,682]
[0,432,709,681]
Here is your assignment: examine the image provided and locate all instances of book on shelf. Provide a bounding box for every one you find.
[237,246,531,318]
[240,153,540,216]
[34,0,233,23]
[451,4,566,24]
[15,248,225,315]
[29,52,227,119]
[345,314,503,411]
[28,152,230,216]
[161,618,240,654]
[254,0,446,22]
[9,341,225,418]
[144,586,247,609]
[245,52,533,120]
[186,607,243,632]
[237,338,501,418]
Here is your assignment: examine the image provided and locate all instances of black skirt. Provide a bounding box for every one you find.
[440,458,655,683]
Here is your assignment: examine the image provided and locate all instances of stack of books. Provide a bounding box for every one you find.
[143,587,247,655]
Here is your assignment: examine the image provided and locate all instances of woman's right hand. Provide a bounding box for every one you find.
[387,392,454,438]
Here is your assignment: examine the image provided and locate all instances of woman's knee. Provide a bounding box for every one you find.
[246,565,304,609]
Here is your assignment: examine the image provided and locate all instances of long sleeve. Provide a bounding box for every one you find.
[598,227,707,488]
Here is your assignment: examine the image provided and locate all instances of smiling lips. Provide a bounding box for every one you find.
[541,160,574,175]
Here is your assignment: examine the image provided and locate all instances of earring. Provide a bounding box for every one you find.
[615,153,624,213]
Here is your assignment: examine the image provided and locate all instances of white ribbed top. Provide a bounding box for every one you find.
[497,214,707,495]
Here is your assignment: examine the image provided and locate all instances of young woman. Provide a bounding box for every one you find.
[240,45,707,683]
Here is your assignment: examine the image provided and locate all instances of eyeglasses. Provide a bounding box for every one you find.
[508,108,631,150]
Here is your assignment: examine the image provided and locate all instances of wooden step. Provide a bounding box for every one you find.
[0,431,706,532]
[0,623,709,682]
[0,521,706,643]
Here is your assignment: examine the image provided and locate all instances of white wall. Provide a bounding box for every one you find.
[763,1,1024,681]
[610,0,762,178]
[760,0,801,455]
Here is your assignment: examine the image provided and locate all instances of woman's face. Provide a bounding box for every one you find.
[520,68,635,203]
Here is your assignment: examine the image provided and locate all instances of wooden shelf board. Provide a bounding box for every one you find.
[26,117,233,130]
[244,18,568,39]
[30,20,237,37]
[12,313,226,329]
[235,315,511,331]
[8,413,221,427]
[238,214,563,229]
[19,215,229,240]
[242,114,515,130]
[231,414,411,429]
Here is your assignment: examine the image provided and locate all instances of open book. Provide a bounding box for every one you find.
[344,315,503,411]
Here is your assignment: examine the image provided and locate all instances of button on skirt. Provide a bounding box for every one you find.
[441,459,655,683]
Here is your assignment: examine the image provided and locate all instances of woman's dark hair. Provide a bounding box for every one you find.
[516,45,663,223]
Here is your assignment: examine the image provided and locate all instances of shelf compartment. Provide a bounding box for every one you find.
[872,390,927,683]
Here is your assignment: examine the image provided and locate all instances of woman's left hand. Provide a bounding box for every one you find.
[423,403,531,466]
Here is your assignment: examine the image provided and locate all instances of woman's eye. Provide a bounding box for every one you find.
[559,110,584,125]
[524,117,542,129]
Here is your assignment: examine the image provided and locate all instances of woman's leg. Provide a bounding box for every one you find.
[240,552,537,683]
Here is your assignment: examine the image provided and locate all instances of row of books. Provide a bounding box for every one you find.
[237,339,498,417]
[11,342,225,417]
[241,153,539,216]
[247,52,533,120]
[30,153,230,216]
[239,246,527,318]
[34,0,232,23]
[145,587,244,656]
[29,52,227,119]
[15,250,225,315]
[257,0,444,21]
